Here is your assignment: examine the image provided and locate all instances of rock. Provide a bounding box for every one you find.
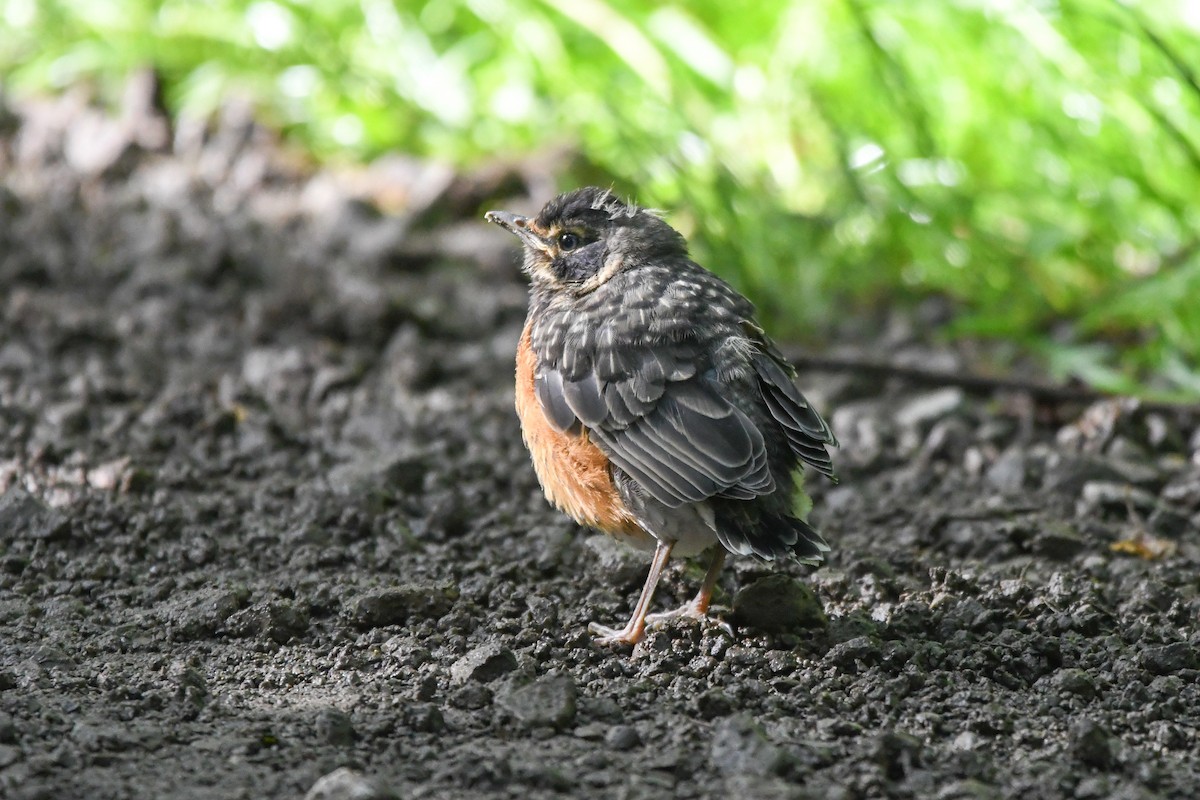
[710,714,788,777]
[497,673,577,730]
[168,660,208,709]
[303,767,395,800]
[1140,642,1196,675]
[450,643,517,684]
[731,575,826,634]
[1032,526,1088,561]
[826,636,880,671]
[1068,720,1115,769]
[404,704,444,733]
[33,644,74,669]
[1073,776,1113,799]
[65,107,137,176]
[695,688,734,720]
[348,583,457,629]
[935,779,1001,799]
[1125,579,1177,612]
[1045,455,1124,494]
[326,450,428,499]
[984,448,1028,494]
[1148,506,1192,538]
[0,487,69,542]
[920,417,973,464]
[830,400,888,471]
[583,534,647,586]
[724,774,811,800]
[228,600,310,643]
[1076,482,1157,517]
[1101,456,1167,491]
[952,731,980,751]
[871,730,923,780]
[449,684,493,710]
[1162,471,1200,510]
[523,593,560,630]
[1056,399,1137,453]
[605,724,640,751]
[1053,668,1096,699]
[70,720,134,752]
[0,488,44,535]
[157,586,251,641]
[119,68,171,151]
[895,388,965,432]
[315,709,355,747]
[1048,455,1162,496]
[38,399,89,438]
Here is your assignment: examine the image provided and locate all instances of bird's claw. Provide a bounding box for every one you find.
[588,621,643,647]
[645,604,707,625]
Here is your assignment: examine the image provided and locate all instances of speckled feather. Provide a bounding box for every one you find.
[521,188,837,560]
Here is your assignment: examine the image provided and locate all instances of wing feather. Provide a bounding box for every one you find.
[529,316,833,507]
[592,427,705,506]
[754,353,838,479]
[596,373,774,507]
[535,370,579,433]
[561,372,607,427]
[615,380,655,417]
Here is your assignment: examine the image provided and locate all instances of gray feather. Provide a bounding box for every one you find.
[561,372,607,426]
[536,369,579,433]
[615,380,656,418]
[754,354,838,478]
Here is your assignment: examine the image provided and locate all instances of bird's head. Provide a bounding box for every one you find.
[486,187,686,295]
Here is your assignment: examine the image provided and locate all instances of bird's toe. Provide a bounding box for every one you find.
[588,620,643,647]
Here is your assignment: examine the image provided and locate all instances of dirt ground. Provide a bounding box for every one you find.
[2,89,1200,800]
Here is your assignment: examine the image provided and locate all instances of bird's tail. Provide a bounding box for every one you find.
[714,508,830,564]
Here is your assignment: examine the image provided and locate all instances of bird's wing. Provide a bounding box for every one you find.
[535,341,774,509]
[744,323,838,480]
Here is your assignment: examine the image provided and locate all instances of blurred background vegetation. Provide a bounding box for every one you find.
[2,0,1199,398]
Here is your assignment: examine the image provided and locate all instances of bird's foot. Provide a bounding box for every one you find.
[588,620,644,647]
[645,602,706,625]
[646,604,733,637]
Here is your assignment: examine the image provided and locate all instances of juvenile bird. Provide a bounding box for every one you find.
[486,187,837,646]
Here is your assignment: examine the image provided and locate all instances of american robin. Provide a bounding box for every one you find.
[486,187,837,646]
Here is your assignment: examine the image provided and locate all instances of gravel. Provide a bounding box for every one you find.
[1,85,1199,799]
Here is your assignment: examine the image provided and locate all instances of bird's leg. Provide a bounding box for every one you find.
[646,548,727,624]
[589,539,674,646]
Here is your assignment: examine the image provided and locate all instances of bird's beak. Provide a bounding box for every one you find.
[485,210,549,252]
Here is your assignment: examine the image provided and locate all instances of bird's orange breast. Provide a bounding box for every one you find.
[515,323,647,542]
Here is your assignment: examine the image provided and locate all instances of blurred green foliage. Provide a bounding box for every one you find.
[2,0,1199,397]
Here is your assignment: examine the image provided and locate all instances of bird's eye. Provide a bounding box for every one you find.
[558,232,581,251]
